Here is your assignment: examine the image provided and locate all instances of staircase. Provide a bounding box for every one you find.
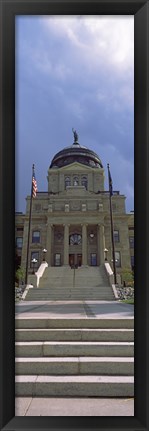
[25,266,115,301]
[15,317,134,397]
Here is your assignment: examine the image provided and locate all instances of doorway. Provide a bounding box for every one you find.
[77,254,82,267]
[69,254,82,268]
[69,254,75,268]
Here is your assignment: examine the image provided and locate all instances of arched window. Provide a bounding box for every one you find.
[69,234,82,245]
[73,176,79,186]
[81,176,88,189]
[65,176,71,189]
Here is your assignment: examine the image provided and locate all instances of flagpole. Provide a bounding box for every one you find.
[107,163,117,285]
[25,164,34,286]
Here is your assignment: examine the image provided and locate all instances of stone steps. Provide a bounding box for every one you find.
[15,356,134,376]
[24,264,116,301]
[15,375,134,397]
[27,286,113,291]
[26,287,115,301]
[27,265,115,301]
[15,318,134,329]
[25,293,115,301]
[15,317,134,397]
[15,341,134,357]
[15,328,134,342]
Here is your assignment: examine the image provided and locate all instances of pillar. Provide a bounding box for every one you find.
[82,224,88,266]
[98,224,105,265]
[63,224,69,265]
[46,222,52,266]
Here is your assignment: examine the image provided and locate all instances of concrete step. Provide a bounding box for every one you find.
[15,341,134,357]
[31,296,114,299]
[27,286,113,291]
[26,291,114,295]
[15,328,134,342]
[26,296,115,300]
[37,265,111,292]
[26,293,115,298]
[26,290,114,294]
[15,318,134,329]
[29,285,113,289]
[26,287,114,291]
[26,297,115,300]
[15,356,134,376]
[15,375,134,397]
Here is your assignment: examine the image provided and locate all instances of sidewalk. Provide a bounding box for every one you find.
[15,299,134,319]
[15,396,134,416]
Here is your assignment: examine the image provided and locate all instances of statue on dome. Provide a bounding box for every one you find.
[72,128,78,143]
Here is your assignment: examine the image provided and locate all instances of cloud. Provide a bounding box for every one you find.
[101,142,134,207]
[19,16,134,113]
[42,15,134,74]
[16,16,134,213]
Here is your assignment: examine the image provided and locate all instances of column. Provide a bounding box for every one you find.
[46,222,52,266]
[98,224,105,265]
[82,224,88,266]
[63,224,69,265]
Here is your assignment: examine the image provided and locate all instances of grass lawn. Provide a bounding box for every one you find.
[120,298,134,304]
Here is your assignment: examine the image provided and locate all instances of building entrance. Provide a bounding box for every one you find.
[69,254,82,268]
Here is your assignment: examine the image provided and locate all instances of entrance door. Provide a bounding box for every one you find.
[77,254,82,267]
[69,254,75,268]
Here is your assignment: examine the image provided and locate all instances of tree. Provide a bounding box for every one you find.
[121,268,134,287]
[15,246,21,284]
[16,266,25,286]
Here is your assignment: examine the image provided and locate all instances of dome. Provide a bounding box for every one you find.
[50,138,103,169]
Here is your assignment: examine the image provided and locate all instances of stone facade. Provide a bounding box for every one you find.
[15,141,134,277]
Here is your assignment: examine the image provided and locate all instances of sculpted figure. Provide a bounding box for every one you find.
[72,128,78,143]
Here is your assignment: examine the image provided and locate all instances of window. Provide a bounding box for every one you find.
[30,251,39,268]
[114,230,119,242]
[73,176,79,186]
[81,176,88,189]
[32,231,40,243]
[112,203,116,211]
[55,253,61,266]
[34,204,41,211]
[115,251,121,267]
[129,236,134,248]
[17,227,24,232]
[16,237,23,249]
[65,176,71,189]
[69,234,82,245]
[91,253,97,266]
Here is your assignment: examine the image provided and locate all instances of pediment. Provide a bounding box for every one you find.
[58,162,94,172]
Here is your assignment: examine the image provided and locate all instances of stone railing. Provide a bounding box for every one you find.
[34,261,48,287]
[15,262,48,301]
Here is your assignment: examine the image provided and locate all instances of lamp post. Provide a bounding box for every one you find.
[104,248,108,261]
[31,258,37,274]
[42,248,47,262]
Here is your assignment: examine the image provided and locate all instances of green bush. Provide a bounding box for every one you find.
[121,268,134,287]
[16,266,25,285]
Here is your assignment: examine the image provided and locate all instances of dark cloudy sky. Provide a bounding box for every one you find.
[15,15,134,213]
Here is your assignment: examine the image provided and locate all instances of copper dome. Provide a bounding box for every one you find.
[50,141,103,169]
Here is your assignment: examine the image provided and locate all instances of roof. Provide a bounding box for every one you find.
[50,141,103,169]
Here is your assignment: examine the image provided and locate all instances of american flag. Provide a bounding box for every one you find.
[32,166,38,198]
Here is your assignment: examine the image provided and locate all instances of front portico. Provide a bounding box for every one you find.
[46,221,105,267]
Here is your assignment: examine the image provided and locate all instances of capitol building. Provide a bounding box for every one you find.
[15,132,134,279]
